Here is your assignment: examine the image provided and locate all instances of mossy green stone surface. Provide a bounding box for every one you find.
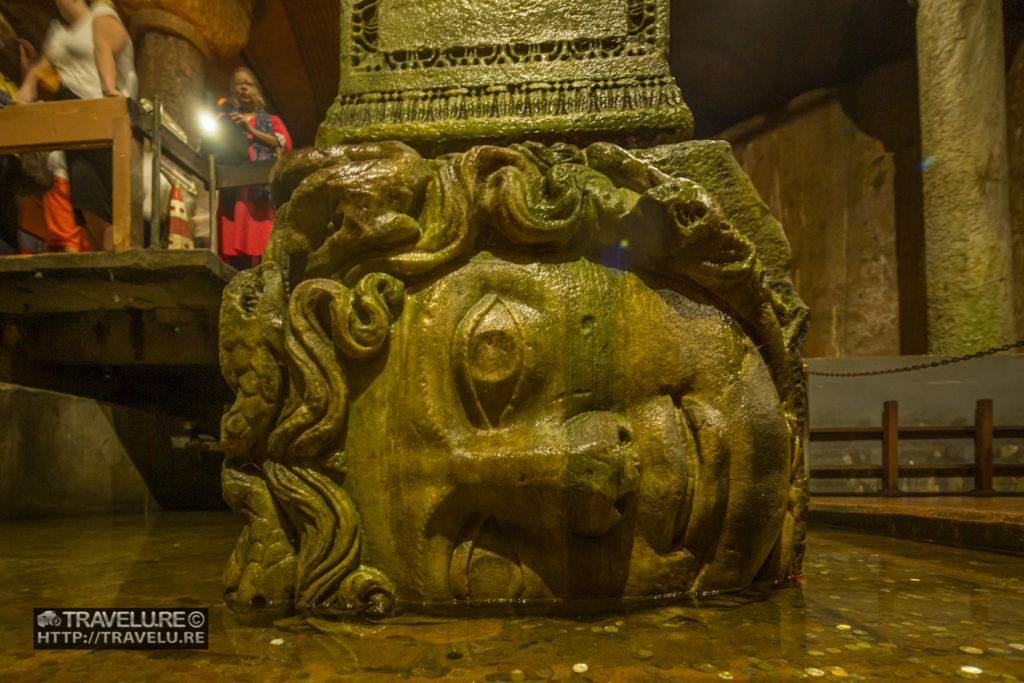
[218,141,808,616]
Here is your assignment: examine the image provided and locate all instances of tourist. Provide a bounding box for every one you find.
[217,67,292,270]
[1,13,79,254]
[13,0,138,252]
[0,11,23,253]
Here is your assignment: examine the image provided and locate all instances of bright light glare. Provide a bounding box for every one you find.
[198,111,218,135]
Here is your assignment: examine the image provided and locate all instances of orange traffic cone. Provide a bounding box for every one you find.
[167,187,194,249]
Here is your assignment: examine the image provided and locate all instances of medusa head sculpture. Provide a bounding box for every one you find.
[218,140,809,617]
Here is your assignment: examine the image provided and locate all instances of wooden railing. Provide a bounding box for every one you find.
[0,97,274,253]
[808,399,1024,495]
[0,98,141,250]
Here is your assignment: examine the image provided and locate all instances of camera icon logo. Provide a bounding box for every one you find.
[37,610,61,628]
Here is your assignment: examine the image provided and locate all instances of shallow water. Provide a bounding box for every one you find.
[1,512,1022,681]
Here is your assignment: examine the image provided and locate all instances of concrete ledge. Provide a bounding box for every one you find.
[0,382,153,518]
[810,496,1024,556]
[0,382,225,518]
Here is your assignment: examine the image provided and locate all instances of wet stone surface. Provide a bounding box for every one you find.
[1,513,1023,681]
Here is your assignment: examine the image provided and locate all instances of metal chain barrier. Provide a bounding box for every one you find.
[807,339,1024,377]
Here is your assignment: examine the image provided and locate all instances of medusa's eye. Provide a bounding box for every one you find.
[468,325,521,385]
[454,294,527,429]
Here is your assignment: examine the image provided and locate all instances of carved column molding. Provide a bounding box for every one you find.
[127,9,215,62]
[319,0,693,153]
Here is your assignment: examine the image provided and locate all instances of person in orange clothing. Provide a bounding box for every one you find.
[15,154,86,253]
[15,0,137,252]
[43,151,88,252]
[1,15,82,253]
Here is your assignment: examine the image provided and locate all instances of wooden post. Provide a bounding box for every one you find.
[149,97,163,249]
[974,399,994,493]
[208,154,218,255]
[0,99,143,250]
[803,364,810,481]
[882,400,900,494]
[130,129,145,249]
[111,106,131,251]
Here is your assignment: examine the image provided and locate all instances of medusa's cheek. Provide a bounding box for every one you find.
[691,359,792,591]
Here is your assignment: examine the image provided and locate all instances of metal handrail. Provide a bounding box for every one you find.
[0,97,138,249]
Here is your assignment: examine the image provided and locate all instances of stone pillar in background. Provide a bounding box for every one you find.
[116,1,255,143]
[132,22,206,142]
[916,0,1017,354]
[1007,40,1024,341]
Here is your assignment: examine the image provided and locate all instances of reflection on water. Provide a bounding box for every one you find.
[1,513,1022,681]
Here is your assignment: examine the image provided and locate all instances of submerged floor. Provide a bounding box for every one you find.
[1,513,1023,681]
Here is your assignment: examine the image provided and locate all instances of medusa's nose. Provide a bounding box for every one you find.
[564,410,640,537]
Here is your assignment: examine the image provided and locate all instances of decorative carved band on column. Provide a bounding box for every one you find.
[127,9,213,63]
[319,0,693,151]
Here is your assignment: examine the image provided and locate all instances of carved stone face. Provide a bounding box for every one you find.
[219,140,807,617]
[342,255,792,604]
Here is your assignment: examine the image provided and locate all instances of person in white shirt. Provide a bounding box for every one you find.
[14,0,138,251]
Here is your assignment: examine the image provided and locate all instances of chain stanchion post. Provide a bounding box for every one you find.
[881,400,900,495]
[974,399,994,494]
[803,363,811,481]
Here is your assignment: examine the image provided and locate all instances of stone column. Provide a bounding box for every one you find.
[1007,40,1024,341]
[116,1,255,144]
[916,0,1017,354]
[135,28,206,142]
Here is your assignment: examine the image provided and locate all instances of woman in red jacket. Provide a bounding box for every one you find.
[217,67,292,269]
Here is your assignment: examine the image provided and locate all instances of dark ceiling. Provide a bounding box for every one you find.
[238,0,921,146]
[0,0,965,148]
[671,0,918,137]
